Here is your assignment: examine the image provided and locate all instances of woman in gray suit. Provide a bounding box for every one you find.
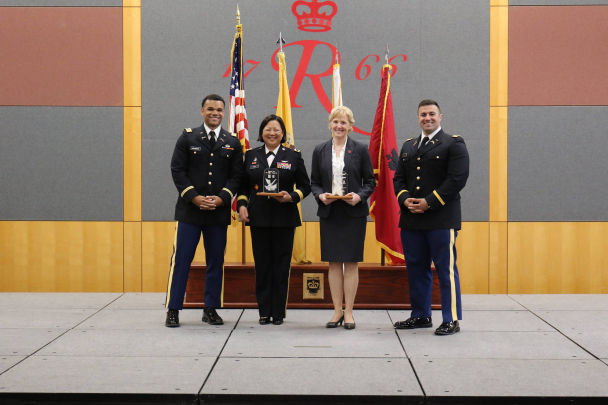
[311,106,375,330]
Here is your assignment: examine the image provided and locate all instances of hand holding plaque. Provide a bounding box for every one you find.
[326,171,353,199]
[257,168,283,196]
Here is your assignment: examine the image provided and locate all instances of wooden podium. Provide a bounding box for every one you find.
[184,262,441,309]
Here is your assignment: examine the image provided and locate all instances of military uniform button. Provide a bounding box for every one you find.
[417,167,420,170]
[417,176,420,180]
[210,163,213,166]
[416,186,420,190]
[417,157,420,161]
[211,153,214,157]
[208,181,211,185]
[194,152,196,154]
[437,156,439,159]
[209,172,212,175]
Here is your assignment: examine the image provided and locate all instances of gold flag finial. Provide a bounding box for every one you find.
[236,5,241,25]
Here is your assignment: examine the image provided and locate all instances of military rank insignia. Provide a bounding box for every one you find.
[254,184,259,190]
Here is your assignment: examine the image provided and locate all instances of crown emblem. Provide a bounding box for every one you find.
[292,0,338,32]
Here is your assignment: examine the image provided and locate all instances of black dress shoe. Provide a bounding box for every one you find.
[326,314,344,328]
[394,317,432,329]
[344,316,355,330]
[165,309,179,327]
[272,318,283,325]
[259,317,271,325]
[202,307,224,325]
[435,320,460,335]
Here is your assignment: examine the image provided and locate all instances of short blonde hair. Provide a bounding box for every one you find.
[328,106,355,133]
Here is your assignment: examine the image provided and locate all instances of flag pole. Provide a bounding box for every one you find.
[380,44,389,266]
[238,6,246,264]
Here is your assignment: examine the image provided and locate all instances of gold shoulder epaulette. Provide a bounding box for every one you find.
[406,138,413,142]
[185,128,192,133]
[294,149,301,153]
[231,133,238,137]
[246,148,253,152]
[452,135,462,138]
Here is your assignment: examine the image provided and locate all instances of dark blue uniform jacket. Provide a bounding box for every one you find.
[236,145,311,228]
[393,129,469,230]
[171,125,243,226]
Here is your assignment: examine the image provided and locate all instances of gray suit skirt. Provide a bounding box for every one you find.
[320,200,367,262]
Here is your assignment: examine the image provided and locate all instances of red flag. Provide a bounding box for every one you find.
[369,65,405,264]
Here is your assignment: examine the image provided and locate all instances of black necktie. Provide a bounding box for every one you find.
[420,136,429,149]
[209,131,216,149]
[266,151,274,158]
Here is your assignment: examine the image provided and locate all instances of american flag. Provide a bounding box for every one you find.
[228,24,248,224]
[228,31,249,151]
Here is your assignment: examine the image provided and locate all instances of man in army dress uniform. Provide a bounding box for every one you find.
[165,94,243,327]
[393,100,469,335]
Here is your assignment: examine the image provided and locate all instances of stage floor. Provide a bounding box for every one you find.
[1,293,608,404]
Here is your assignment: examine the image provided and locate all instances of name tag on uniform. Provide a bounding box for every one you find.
[277,161,291,170]
[190,146,201,151]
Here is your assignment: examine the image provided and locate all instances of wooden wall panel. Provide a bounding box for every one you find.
[142,222,177,292]
[304,222,322,263]
[489,222,508,294]
[244,224,255,263]
[0,221,123,292]
[457,222,490,294]
[490,4,508,107]
[489,107,508,222]
[363,223,383,263]
[488,222,509,294]
[124,221,142,292]
[141,221,244,292]
[123,3,141,107]
[124,107,142,221]
[508,223,608,294]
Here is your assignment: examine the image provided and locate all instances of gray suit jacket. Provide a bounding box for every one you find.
[310,137,375,219]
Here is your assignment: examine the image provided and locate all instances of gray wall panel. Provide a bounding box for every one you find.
[510,1,608,5]
[0,107,123,221]
[142,139,177,222]
[420,0,490,222]
[509,107,608,221]
[142,0,490,222]
[0,1,121,5]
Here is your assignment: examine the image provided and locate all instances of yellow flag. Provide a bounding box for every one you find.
[276,52,311,264]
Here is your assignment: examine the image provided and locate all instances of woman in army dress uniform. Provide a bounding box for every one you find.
[310,106,375,330]
[237,115,311,325]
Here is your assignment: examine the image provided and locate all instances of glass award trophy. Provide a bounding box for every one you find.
[326,171,353,199]
[257,168,282,196]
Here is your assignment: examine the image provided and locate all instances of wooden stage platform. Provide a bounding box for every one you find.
[184,262,441,309]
